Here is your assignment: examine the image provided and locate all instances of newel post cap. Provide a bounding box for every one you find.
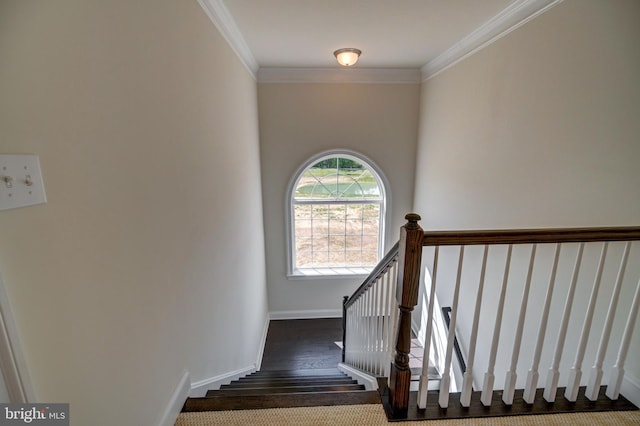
[405,213,422,229]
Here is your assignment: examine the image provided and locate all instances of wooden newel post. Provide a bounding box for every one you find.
[388,213,423,417]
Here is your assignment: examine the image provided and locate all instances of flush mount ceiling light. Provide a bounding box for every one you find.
[333,48,361,67]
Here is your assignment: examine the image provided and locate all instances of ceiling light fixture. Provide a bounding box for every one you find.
[333,48,361,67]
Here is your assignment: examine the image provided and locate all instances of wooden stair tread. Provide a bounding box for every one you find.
[207,384,365,396]
[248,368,343,377]
[184,390,381,411]
[240,374,349,381]
[222,379,358,388]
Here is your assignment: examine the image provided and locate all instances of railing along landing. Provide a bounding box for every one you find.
[343,213,640,419]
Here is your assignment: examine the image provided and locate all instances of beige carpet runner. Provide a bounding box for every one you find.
[175,404,640,426]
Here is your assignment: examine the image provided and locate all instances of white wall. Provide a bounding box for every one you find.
[414,0,640,393]
[0,1,268,424]
[258,83,420,315]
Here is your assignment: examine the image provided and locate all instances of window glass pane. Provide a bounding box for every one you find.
[295,219,312,237]
[296,250,312,268]
[296,236,312,252]
[362,234,378,250]
[294,204,312,219]
[313,251,329,267]
[294,156,381,202]
[329,235,346,250]
[346,251,362,266]
[313,235,329,251]
[329,251,345,266]
[362,205,380,219]
[362,250,378,265]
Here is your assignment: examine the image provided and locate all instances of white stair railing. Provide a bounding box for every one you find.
[343,242,399,376]
[344,215,640,419]
[414,225,640,415]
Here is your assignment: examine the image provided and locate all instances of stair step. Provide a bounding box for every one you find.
[183,390,381,412]
[239,373,349,380]
[247,368,343,377]
[207,384,365,396]
[222,378,358,388]
[237,375,352,383]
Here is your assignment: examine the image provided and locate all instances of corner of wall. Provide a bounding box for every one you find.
[156,370,190,426]
[189,366,256,398]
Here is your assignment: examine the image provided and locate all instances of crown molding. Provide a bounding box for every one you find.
[257,68,421,84]
[197,0,259,79]
[421,0,564,81]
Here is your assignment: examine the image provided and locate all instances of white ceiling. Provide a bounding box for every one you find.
[223,0,512,68]
[200,0,561,80]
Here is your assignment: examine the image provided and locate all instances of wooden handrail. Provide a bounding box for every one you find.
[422,227,640,246]
[344,241,400,309]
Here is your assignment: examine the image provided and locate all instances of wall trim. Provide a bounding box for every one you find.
[258,68,421,84]
[255,315,270,371]
[197,0,258,79]
[269,309,342,320]
[156,370,190,426]
[622,374,640,407]
[0,274,35,403]
[421,0,564,81]
[190,365,256,397]
[338,363,378,391]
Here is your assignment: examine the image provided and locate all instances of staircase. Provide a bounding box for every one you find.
[182,368,380,412]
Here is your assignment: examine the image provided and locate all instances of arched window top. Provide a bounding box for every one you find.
[287,150,389,278]
[293,154,383,201]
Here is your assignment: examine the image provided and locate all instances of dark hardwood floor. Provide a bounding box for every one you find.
[260,318,343,371]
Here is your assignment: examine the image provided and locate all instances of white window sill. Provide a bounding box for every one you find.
[288,267,373,280]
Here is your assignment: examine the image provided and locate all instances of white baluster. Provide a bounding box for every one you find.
[418,247,439,409]
[389,262,400,375]
[382,266,392,376]
[460,245,489,407]
[345,304,351,364]
[524,244,561,404]
[481,245,513,406]
[566,242,608,402]
[350,303,356,364]
[606,277,640,400]
[503,245,537,405]
[439,246,464,409]
[365,287,373,372]
[350,300,356,365]
[357,295,364,370]
[585,242,631,400]
[362,292,367,370]
[374,273,386,376]
[544,243,584,402]
[368,287,373,371]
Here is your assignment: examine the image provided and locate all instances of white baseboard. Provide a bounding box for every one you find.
[0,274,36,403]
[338,363,378,391]
[156,370,190,426]
[190,365,256,397]
[622,374,640,407]
[269,309,342,320]
[255,315,270,370]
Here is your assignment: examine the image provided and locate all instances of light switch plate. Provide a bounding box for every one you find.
[0,155,47,211]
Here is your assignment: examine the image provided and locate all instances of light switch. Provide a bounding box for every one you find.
[0,155,47,211]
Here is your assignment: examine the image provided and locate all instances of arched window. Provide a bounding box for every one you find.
[287,150,388,277]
